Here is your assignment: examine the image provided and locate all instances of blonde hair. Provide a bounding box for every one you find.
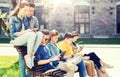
[49,29,59,37]
[49,30,59,42]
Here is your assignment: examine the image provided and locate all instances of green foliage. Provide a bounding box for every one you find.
[0,56,20,77]
[0,56,18,68]
[0,12,7,19]
[0,11,9,37]
[0,62,20,77]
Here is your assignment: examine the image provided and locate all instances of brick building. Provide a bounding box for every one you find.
[0,0,120,38]
[44,0,120,38]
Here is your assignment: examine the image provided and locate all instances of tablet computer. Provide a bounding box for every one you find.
[60,51,66,59]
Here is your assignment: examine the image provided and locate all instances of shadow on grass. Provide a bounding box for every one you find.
[0,61,20,77]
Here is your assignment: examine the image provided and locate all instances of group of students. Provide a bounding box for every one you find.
[33,29,113,77]
[8,0,113,77]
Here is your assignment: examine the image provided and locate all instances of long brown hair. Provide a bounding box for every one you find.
[8,0,29,18]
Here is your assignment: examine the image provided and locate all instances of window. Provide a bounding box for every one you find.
[80,24,85,34]
[0,27,1,34]
[74,6,90,34]
[92,7,95,10]
[90,0,96,3]
[75,13,89,23]
[109,12,113,15]
[79,24,90,34]
[110,0,113,3]
[91,7,95,14]
[117,5,120,34]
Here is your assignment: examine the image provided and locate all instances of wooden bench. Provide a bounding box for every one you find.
[14,46,66,77]
[14,46,100,77]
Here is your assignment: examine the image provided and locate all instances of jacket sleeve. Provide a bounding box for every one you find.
[33,16,39,29]
[34,47,42,63]
[9,16,16,39]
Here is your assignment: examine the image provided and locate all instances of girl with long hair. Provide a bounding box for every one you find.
[9,0,43,70]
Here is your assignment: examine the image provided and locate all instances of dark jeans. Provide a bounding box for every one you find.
[84,52,102,69]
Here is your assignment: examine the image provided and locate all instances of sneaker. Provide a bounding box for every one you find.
[24,55,33,69]
[99,67,106,73]
[104,64,113,68]
[31,56,35,67]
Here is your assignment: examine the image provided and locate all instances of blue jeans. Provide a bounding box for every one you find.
[77,60,87,77]
[44,59,87,77]
[18,53,31,77]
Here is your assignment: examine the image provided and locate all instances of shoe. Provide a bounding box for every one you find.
[99,67,106,73]
[31,56,35,67]
[24,55,33,69]
[104,64,113,68]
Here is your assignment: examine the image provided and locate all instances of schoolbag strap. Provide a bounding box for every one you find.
[0,18,10,37]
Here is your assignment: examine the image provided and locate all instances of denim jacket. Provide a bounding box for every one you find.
[47,43,61,57]
[9,15,29,39]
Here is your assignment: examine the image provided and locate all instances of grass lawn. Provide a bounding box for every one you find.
[0,56,20,77]
[0,38,120,77]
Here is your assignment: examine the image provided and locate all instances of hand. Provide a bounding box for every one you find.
[79,46,84,51]
[32,28,39,32]
[83,56,90,60]
[26,29,33,32]
[50,56,60,61]
[75,53,84,57]
[15,29,33,36]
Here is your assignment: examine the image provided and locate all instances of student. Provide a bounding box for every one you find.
[57,32,96,77]
[25,2,39,29]
[49,31,89,77]
[13,2,41,77]
[9,0,42,72]
[57,32,74,56]
[34,30,89,77]
[70,32,96,77]
[46,30,60,57]
[71,31,113,77]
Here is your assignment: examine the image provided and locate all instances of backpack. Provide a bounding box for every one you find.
[0,18,10,37]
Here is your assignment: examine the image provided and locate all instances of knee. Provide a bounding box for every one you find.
[36,32,43,36]
[77,59,85,66]
[27,32,36,38]
[36,32,43,38]
[30,32,36,37]
[88,52,97,58]
[89,52,95,55]
[85,61,91,67]
[89,60,94,64]
[89,60,95,68]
